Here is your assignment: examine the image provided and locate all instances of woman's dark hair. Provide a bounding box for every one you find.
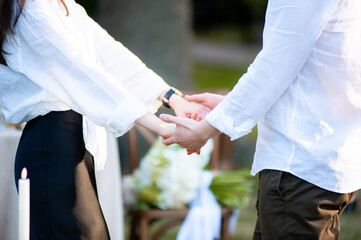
[0,0,68,65]
[0,0,25,65]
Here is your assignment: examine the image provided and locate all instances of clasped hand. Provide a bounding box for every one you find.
[161,92,224,154]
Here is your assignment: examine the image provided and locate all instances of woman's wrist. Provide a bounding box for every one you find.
[159,87,183,109]
[135,112,175,138]
[168,94,184,110]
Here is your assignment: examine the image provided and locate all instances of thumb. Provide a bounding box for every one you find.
[185,94,206,103]
[161,136,175,146]
[160,114,184,125]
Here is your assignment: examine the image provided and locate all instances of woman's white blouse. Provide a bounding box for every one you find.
[0,0,169,169]
[206,0,361,193]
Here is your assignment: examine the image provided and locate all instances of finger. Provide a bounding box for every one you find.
[204,107,211,113]
[190,112,198,121]
[196,114,203,121]
[161,137,174,146]
[185,94,206,103]
[160,114,184,125]
[187,150,196,155]
[175,111,187,118]
[163,123,176,139]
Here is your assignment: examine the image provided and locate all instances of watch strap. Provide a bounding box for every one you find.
[162,88,182,108]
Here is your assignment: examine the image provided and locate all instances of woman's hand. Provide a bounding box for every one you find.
[159,122,176,139]
[168,95,211,121]
[135,112,175,139]
[185,92,225,110]
[160,114,220,152]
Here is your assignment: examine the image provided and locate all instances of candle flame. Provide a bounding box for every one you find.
[21,168,27,180]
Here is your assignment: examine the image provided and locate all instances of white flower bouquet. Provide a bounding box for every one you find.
[132,138,254,210]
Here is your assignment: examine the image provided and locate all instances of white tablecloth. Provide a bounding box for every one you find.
[0,128,21,240]
[0,127,124,240]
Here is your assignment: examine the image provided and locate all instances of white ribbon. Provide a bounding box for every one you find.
[177,170,221,240]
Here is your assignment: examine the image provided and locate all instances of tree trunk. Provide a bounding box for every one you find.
[96,0,192,89]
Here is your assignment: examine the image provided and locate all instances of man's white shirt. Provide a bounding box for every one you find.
[206,0,361,193]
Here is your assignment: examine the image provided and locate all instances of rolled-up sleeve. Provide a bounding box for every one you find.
[12,1,160,136]
[206,0,339,140]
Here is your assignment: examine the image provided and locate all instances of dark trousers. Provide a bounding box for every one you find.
[253,170,356,240]
[14,110,110,240]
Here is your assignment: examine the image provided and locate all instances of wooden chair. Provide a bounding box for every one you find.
[126,125,234,240]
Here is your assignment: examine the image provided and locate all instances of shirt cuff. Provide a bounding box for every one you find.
[106,93,149,137]
[147,82,169,114]
[205,104,254,141]
[124,70,169,114]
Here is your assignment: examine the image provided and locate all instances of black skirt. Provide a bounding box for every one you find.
[14,110,110,240]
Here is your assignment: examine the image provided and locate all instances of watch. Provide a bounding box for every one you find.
[162,88,183,108]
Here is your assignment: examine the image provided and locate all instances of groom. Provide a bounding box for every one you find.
[162,0,361,239]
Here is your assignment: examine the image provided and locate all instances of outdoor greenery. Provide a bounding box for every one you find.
[192,63,245,90]
[340,203,361,240]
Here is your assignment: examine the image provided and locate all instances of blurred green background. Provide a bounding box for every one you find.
[76,0,360,239]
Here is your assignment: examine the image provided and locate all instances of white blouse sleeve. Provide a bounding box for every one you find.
[14,0,157,136]
[205,0,339,140]
[77,4,169,113]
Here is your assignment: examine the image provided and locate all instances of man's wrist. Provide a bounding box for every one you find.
[199,119,220,142]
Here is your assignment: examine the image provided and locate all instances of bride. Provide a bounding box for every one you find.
[0,0,209,239]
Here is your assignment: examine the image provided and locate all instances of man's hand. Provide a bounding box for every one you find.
[160,114,220,152]
[185,92,225,110]
[169,95,211,121]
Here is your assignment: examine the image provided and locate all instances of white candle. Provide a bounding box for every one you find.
[19,168,30,240]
